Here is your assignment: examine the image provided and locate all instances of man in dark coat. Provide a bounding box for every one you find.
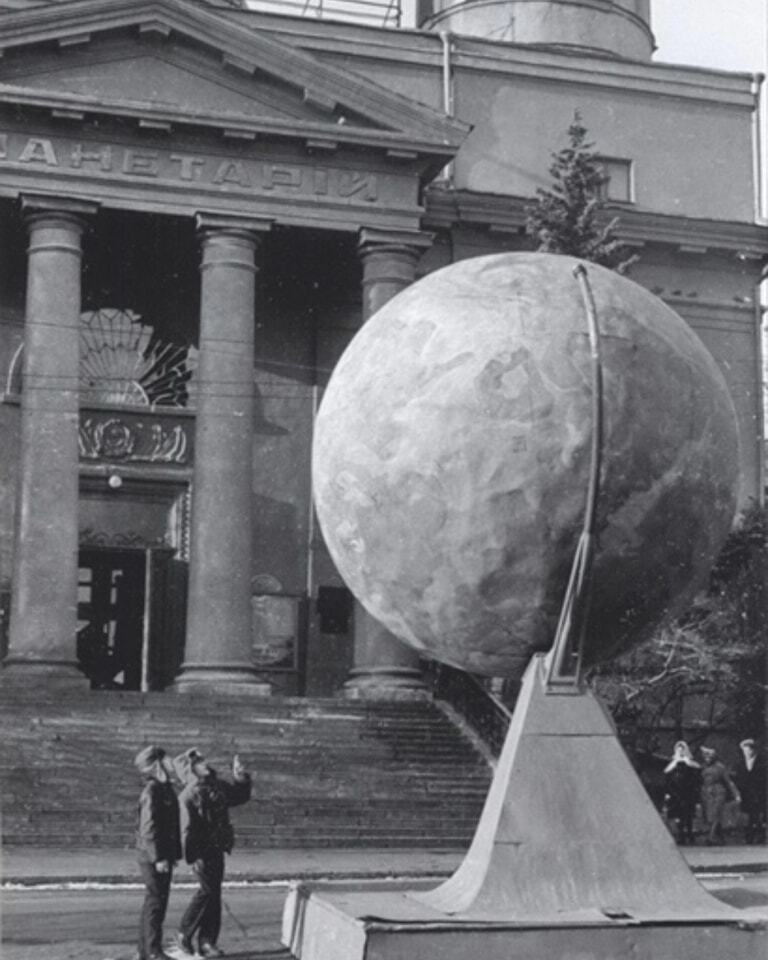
[174,748,252,958]
[737,739,767,844]
[134,744,181,960]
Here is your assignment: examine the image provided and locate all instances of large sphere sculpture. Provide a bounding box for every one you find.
[313,253,740,676]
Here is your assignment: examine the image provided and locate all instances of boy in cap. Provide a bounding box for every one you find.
[173,748,251,958]
[134,745,181,960]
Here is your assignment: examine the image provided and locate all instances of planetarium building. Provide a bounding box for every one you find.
[0,0,766,700]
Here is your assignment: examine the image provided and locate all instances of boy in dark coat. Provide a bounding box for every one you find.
[134,744,181,960]
[173,748,251,958]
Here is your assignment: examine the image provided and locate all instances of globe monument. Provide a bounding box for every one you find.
[284,254,764,960]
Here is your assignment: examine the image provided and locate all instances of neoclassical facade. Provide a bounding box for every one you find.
[0,0,765,698]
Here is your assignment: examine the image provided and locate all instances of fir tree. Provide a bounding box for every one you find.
[527,113,637,274]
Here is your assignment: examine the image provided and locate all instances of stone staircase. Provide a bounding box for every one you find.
[0,688,491,848]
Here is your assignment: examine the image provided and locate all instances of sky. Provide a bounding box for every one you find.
[651,0,767,75]
[652,0,768,222]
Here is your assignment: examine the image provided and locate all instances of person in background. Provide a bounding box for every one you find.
[663,740,701,845]
[736,738,766,844]
[174,748,252,958]
[699,745,740,846]
[134,745,181,960]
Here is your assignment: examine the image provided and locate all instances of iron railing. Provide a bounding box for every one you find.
[243,0,402,28]
[428,660,512,758]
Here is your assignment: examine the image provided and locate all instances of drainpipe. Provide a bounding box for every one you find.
[748,74,765,507]
[439,30,454,183]
[751,72,765,223]
[755,294,765,507]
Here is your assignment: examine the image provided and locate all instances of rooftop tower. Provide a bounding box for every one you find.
[417,0,654,60]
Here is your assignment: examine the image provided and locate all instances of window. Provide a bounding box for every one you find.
[596,157,633,203]
[78,567,93,605]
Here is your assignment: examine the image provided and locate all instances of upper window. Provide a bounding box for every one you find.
[596,157,633,204]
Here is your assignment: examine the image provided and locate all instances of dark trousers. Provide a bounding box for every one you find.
[744,804,766,843]
[138,860,172,959]
[180,852,225,948]
[674,810,696,844]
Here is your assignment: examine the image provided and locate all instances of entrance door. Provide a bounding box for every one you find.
[147,552,188,690]
[77,549,144,689]
[77,548,187,690]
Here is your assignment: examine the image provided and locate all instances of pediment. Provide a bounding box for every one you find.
[0,0,468,157]
[0,41,360,128]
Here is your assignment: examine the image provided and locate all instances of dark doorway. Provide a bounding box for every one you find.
[77,548,187,691]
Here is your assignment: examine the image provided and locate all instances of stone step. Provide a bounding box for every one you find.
[1,691,491,849]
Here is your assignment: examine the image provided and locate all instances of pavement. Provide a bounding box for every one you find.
[2,845,766,960]
[2,843,767,887]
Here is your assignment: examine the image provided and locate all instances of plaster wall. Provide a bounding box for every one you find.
[629,254,758,303]
[449,73,755,222]
[312,31,758,224]
[681,306,762,505]
[628,252,763,506]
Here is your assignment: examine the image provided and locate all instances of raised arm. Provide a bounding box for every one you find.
[224,754,252,808]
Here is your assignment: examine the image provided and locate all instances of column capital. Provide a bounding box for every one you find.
[195,211,274,240]
[21,194,99,222]
[358,227,434,257]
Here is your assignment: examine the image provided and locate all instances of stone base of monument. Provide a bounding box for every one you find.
[282,655,767,960]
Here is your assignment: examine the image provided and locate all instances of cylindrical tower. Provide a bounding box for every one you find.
[418,0,654,61]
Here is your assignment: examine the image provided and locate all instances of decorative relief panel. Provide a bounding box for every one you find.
[7,308,198,418]
[79,413,192,464]
[79,308,197,408]
[78,527,171,549]
[79,478,189,557]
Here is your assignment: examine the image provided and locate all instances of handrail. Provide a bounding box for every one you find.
[428,660,513,758]
[244,0,401,27]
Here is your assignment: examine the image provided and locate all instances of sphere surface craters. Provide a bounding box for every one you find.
[313,253,740,677]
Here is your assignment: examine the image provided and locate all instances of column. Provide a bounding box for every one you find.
[176,214,272,695]
[342,228,433,700]
[2,196,97,686]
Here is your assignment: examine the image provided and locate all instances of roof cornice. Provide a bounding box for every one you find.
[424,188,768,259]
[230,12,760,110]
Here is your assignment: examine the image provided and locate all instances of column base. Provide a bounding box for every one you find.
[0,658,88,690]
[342,667,430,701]
[174,664,272,697]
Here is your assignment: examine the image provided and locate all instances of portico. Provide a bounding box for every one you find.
[0,0,467,695]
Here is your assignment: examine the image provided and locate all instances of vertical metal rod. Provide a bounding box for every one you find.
[306,383,319,602]
[140,548,152,693]
[576,265,604,544]
[545,264,604,688]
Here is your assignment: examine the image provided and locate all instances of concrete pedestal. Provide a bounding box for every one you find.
[176,215,272,696]
[284,655,768,959]
[284,886,766,960]
[2,197,96,687]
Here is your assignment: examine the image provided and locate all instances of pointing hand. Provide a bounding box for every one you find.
[233,754,247,779]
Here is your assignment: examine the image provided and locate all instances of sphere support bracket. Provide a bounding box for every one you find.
[545,265,604,690]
